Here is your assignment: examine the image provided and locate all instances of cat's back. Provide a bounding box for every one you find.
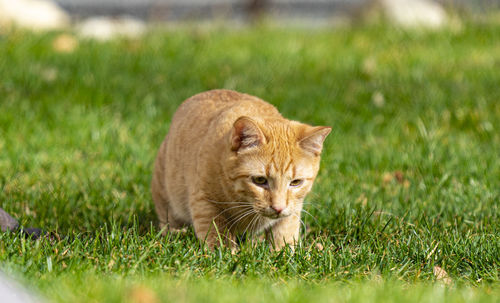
[172,89,280,127]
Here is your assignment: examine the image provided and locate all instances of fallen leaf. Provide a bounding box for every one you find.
[382,172,393,184]
[53,34,78,53]
[356,193,368,206]
[372,91,385,107]
[107,259,115,270]
[315,242,324,251]
[129,286,158,303]
[433,266,452,285]
[40,67,58,82]
[394,171,404,183]
[362,57,377,75]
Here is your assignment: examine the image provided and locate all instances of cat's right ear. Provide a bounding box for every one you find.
[298,126,331,156]
[231,116,266,152]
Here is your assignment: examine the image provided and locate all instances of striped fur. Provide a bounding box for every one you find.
[151,90,330,250]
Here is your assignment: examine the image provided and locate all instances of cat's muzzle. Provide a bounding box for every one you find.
[262,206,291,219]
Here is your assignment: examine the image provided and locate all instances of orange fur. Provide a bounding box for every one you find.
[151,90,330,250]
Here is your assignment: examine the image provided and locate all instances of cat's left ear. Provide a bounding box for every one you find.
[298,126,332,156]
[231,116,266,152]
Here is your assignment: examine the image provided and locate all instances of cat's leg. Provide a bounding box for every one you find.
[152,140,170,235]
[266,212,301,250]
[152,170,185,234]
[153,194,185,235]
[189,196,237,250]
[152,187,169,235]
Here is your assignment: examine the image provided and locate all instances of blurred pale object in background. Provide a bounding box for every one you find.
[0,272,41,303]
[52,33,78,53]
[0,0,453,32]
[380,0,448,28]
[0,0,69,30]
[77,16,146,41]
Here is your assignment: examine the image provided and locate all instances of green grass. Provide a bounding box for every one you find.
[0,20,499,302]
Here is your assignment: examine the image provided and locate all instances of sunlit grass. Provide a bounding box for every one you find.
[0,21,498,302]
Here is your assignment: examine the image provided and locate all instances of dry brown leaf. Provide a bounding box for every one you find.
[394,171,404,183]
[356,193,368,206]
[315,242,324,251]
[433,266,453,285]
[382,172,393,184]
[129,286,158,303]
[53,34,78,53]
[383,171,410,188]
[372,91,385,108]
[40,67,58,82]
[362,57,377,75]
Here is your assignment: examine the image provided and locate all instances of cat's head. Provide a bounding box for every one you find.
[226,116,331,220]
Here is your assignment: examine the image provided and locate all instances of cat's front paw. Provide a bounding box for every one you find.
[198,229,238,253]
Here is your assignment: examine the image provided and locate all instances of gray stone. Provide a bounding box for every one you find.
[0,208,19,232]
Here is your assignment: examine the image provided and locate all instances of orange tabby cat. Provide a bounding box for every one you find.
[151,90,330,250]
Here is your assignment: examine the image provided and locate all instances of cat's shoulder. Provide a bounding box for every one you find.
[184,89,255,103]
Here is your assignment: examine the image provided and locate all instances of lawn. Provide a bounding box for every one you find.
[0,20,499,302]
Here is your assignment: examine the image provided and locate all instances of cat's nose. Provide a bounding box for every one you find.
[271,205,284,214]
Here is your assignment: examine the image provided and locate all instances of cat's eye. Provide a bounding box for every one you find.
[252,176,268,186]
[289,179,303,187]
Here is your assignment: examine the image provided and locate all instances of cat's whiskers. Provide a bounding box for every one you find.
[301,202,326,215]
[240,216,255,238]
[225,208,257,233]
[208,198,255,224]
[251,214,263,233]
[211,204,253,222]
[300,209,319,225]
[242,212,261,236]
[291,212,307,234]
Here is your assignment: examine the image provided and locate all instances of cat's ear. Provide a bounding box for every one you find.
[298,126,331,156]
[231,116,266,151]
